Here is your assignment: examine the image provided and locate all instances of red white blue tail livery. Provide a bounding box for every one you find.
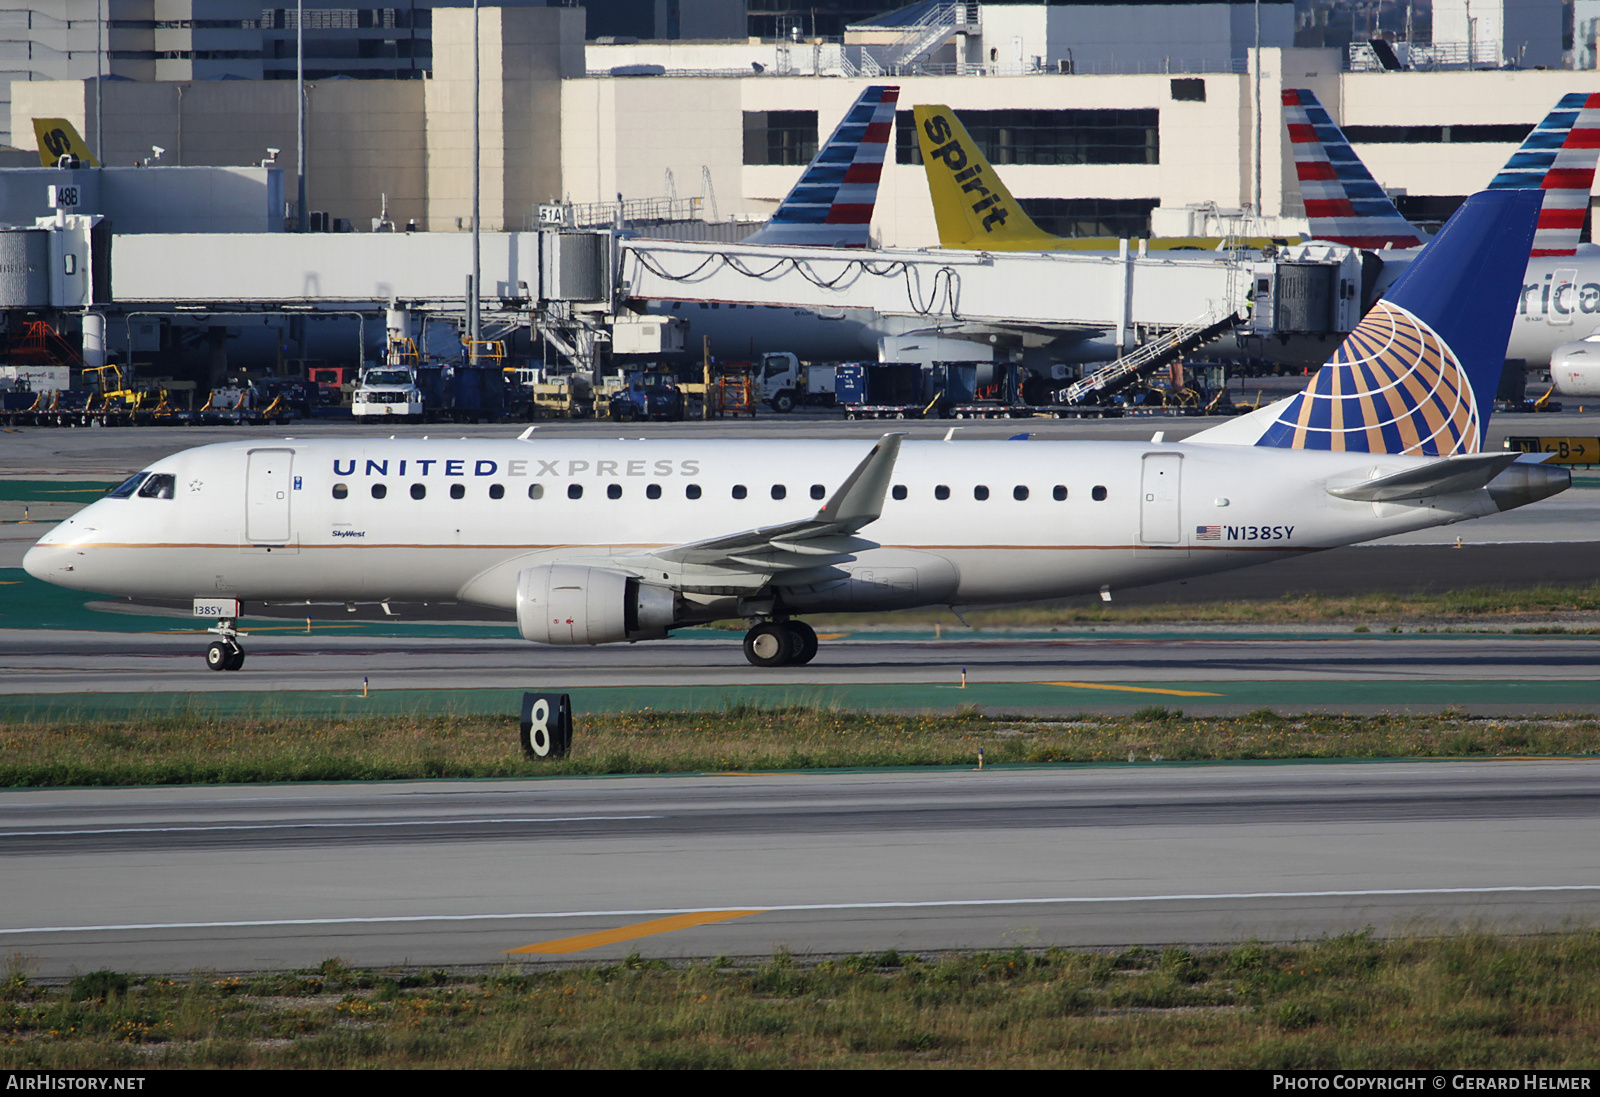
[743,85,899,249]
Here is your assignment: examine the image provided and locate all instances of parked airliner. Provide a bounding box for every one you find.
[1285,88,1600,370]
[23,190,1567,669]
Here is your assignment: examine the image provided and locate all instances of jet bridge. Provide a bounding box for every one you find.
[618,235,1363,355]
[7,216,1361,374]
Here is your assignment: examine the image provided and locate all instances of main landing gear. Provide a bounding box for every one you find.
[742,619,818,668]
[205,618,246,672]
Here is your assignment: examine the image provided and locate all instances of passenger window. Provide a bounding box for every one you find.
[410,484,426,500]
[1013,485,1028,501]
[450,484,465,500]
[732,485,748,500]
[810,484,825,500]
[1053,485,1067,501]
[371,484,387,500]
[107,473,150,499]
[489,484,505,500]
[1092,485,1108,501]
[892,485,907,501]
[974,485,989,501]
[332,483,348,500]
[647,484,662,500]
[528,483,544,500]
[935,485,950,500]
[137,474,175,499]
[568,484,583,500]
[607,484,622,500]
[771,485,786,500]
[686,484,702,500]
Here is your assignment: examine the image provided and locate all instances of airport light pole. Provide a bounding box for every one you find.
[470,0,482,368]
[297,0,306,232]
[1253,0,1262,223]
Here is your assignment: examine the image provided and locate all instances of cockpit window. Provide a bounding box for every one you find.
[137,473,176,499]
[107,473,150,498]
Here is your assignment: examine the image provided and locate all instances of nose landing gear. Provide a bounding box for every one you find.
[204,619,246,671]
[742,618,818,667]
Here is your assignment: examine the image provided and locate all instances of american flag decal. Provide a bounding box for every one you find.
[1196,525,1221,541]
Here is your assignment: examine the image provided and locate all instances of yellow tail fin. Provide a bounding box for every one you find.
[913,104,1056,249]
[33,118,99,168]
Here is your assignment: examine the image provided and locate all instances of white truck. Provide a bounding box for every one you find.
[352,366,425,421]
[756,352,835,412]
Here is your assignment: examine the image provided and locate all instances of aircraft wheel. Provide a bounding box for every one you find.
[225,646,246,671]
[743,622,793,667]
[205,642,231,672]
[786,620,818,665]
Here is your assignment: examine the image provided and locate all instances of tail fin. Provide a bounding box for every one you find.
[32,118,99,169]
[1486,92,1600,257]
[912,104,1057,249]
[743,85,899,248]
[1283,89,1424,248]
[1247,189,1542,456]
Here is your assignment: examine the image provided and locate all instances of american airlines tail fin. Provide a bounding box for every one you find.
[912,104,1054,249]
[1283,89,1424,248]
[1192,189,1542,456]
[743,85,899,248]
[1486,91,1600,257]
[32,118,99,168]
[1287,89,1600,256]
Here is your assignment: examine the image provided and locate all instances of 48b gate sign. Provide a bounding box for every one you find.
[520,692,572,759]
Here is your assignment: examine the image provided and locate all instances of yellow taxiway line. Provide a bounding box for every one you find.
[506,910,764,955]
[1041,681,1224,697]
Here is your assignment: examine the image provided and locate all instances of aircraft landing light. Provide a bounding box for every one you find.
[506,910,764,955]
[1041,681,1225,698]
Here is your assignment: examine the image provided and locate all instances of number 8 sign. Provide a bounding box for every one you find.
[520,692,572,759]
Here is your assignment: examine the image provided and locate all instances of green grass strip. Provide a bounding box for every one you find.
[7,932,1600,1067]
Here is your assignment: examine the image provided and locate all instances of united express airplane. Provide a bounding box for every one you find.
[23,190,1567,670]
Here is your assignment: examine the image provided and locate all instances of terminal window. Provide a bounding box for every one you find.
[744,111,818,166]
[897,109,1159,166]
[1018,198,1159,239]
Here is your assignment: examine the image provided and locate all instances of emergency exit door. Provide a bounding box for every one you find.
[245,449,294,544]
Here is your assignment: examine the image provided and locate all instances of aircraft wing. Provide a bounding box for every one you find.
[640,433,903,571]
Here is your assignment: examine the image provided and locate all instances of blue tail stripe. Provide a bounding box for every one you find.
[1517,132,1568,150]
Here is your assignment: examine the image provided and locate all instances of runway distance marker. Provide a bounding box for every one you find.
[506,911,765,955]
[1042,681,1224,697]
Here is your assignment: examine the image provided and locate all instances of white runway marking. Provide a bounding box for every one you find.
[0,815,660,838]
[6,885,1600,935]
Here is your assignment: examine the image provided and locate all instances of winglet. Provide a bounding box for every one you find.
[816,433,903,532]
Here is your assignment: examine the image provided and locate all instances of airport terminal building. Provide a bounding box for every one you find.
[3,2,1597,250]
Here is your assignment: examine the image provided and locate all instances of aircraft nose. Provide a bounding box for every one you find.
[22,538,67,583]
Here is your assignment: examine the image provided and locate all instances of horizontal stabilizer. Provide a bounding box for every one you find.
[1327,452,1521,502]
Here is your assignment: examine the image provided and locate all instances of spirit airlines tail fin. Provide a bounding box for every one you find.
[913,104,1052,249]
[32,118,99,168]
[1193,188,1543,456]
[743,85,899,248]
[1286,89,1600,254]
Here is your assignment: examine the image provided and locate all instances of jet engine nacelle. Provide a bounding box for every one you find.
[515,564,676,645]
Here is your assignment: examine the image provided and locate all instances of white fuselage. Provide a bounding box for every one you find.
[24,436,1529,633]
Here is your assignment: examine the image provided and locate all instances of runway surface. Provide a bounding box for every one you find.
[4,760,1599,976]
[5,627,1600,716]
[4,415,1600,973]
